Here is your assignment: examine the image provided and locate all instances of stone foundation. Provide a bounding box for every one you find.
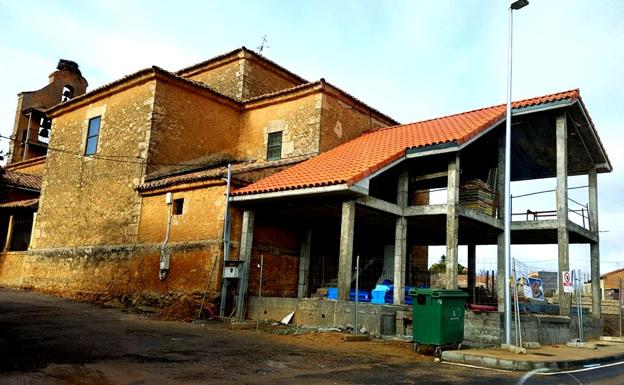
[0,241,223,313]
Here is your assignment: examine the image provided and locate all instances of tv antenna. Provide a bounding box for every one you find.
[257,35,270,53]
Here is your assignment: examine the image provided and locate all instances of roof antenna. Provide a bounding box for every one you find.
[257,35,270,53]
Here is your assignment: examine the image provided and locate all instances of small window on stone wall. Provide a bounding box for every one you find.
[173,198,184,215]
[84,116,101,156]
[267,131,283,161]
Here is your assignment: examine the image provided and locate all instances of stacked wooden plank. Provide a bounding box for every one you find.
[460,179,496,216]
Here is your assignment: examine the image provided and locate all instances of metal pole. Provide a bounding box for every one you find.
[619,276,622,337]
[503,3,514,347]
[219,164,233,317]
[256,254,263,331]
[354,254,359,335]
[580,269,584,341]
[576,269,583,341]
[512,258,522,348]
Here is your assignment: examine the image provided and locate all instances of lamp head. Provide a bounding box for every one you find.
[510,0,529,10]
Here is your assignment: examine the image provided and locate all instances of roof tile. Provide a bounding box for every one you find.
[232,89,579,196]
[1,170,42,191]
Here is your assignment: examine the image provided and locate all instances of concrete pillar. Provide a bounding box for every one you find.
[397,167,409,207]
[394,217,407,304]
[468,244,476,288]
[445,154,460,290]
[394,167,409,304]
[496,128,507,312]
[3,215,14,252]
[556,113,571,316]
[297,230,312,299]
[29,212,37,250]
[236,209,255,320]
[338,200,355,301]
[588,168,601,318]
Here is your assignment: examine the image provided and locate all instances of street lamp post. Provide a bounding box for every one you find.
[504,0,529,348]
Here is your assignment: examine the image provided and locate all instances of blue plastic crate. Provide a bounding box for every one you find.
[371,290,386,304]
[327,287,338,300]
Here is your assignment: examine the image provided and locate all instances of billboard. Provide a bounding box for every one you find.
[521,276,545,300]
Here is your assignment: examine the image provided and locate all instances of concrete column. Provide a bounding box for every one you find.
[338,200,355,301]
[556,113,571,316]
[394,167,409,304]
[496,129,507,312]
[29,212,37,250]
[236,209,255,320]
[397,167,409,207]
[588,168,601,317]
[297,230,312,299]
[445,154,460,289]
[468,244,476,288]
[3,215,14,252]
[394,217,407,304]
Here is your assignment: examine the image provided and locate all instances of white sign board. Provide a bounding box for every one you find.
[562,271,574,293]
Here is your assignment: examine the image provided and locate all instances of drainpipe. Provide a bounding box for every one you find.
[160,192,174,280]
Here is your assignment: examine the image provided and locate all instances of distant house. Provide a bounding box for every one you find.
[598,268,624,300]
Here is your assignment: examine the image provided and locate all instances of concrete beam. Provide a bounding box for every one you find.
[568,221,598,243]
[355,196,402,216]
[458,206,503,229]
[3,215,14,252]
[338,200,356,301]
[588,168,601,318]
[403,204,447,216]
[297,230,312,299]
[236,209,255,320]
[511,220,558,231]
[445,154,460,289]
[556,113,571,316]
[412,171,448,182]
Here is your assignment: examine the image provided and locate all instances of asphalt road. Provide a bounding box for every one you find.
[517,361,624,385]
[0,287,620,385]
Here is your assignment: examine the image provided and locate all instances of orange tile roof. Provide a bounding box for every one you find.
[232,89,580,196]
[1,170,42,191]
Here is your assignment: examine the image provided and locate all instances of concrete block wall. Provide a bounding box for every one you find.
[248,297,407,336]
[464,311,604,345]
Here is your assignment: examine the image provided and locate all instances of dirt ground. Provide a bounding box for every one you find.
[0,287,524,385]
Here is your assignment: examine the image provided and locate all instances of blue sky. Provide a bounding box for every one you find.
[0,0,622,274]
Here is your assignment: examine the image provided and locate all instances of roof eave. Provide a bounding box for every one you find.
[230,183,354,202]
[572,99,613,173]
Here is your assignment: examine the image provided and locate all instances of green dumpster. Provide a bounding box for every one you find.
[409,288,468,349]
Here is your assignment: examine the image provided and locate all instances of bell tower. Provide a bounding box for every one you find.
[7,59,88,164]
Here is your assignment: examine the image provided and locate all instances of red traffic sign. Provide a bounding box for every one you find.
[562,271,574,293]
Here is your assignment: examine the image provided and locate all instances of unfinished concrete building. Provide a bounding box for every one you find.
[230,89,611,340]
